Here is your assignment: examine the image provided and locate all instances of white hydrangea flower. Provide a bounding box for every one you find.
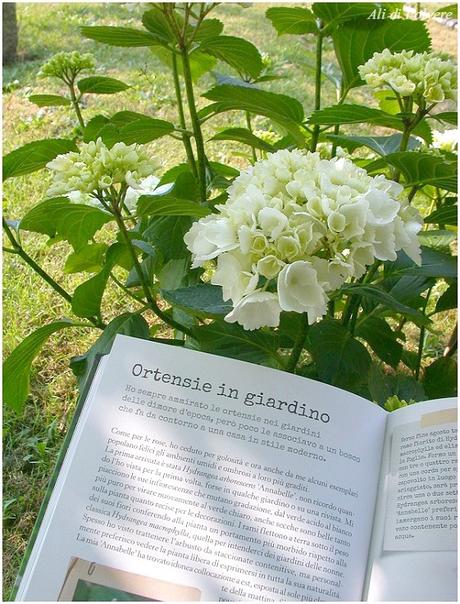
[46,138,159,199]
[431,129,458,153]
[225,291,282,331]
[184,150,423,330]
[358,49,457,105]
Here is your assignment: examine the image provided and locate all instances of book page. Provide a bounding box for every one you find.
[365,398,457,601]
[17,335,387,602]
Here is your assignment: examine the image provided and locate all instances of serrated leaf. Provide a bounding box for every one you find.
[190,320,280,365]
[20,197,112,251]
[64,243,108,274]
[28,94,71,107]
[306,319,372,391]
[386,247,457,279]
[143,215,192,261]
[425,202,457,226]
[341,283,431,325]
[423,357,457,399]
[162,284,232,318]
[3,139,78,180]
[201,85,307,146]
[430,112,457,125]
[137,196,210,218]
[77,76,129,94]
[312,2,381,28]
[81,25,161,47]
[105,116,174,146]
[356,317,402,368]
[366,152,457,191]
[309,104,432,143]
[142,8,175,44]
[332,18,430,91]
[266,6,317,35]
[211,127,275,152]
[83,114,110,142]
[3,321,74,412]
[326,133,420,156]
[193,19,224,41]
[71,264,112,319]
[200,35,263,78]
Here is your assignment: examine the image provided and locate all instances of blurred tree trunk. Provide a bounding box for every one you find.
[3,3,18,65]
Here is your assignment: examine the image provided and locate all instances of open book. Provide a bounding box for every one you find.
[14,335,457,601]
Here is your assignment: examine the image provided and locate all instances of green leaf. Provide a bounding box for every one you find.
[435,283,457,313]
[28,94,71,107]
[429,112,457,125]
[326,133,420,156]
[3,139,78,181]
[162,284,232,318]
[20,197,112,251]
[203,83,304,122]
[312,2,382,28]
[64,243,108,274]
[425,201,457,226]
[423,357,457,399]
[143,215,192,261]
[137,196,211,218]
[99,116,174,146]
[366,152,457,192]
[355,317,402,368]
[3,321,73,412]
[369,365,426,405]
[385,275,433,307]
[332,18,430,91]
[309,104,432,143]
[142,8,175,44]
[266,6,317,35]
[200,35,263,78]
[83,114,110,142]
[386,247,457,279]
[70,314,150,389]
[419,229,457,251]
[306,319,372,391]
[201,85,307,146]
[193,19,224,41]
[81,25,161,47]
[340,284,431,325]
[71,258,114,318]
[151,46,216,83]
[77,76,129,95]
[211,127,275,152]
[190,320,280,366]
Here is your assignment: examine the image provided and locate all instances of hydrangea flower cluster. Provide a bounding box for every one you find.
[46,138,159,198]
[38,51,96,84]
[184,150,423,331]
[358,49,457,104]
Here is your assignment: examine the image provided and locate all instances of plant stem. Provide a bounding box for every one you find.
[68,82,85,130]
[180,46,207,202]
[112,208,193,336]
[171,51,198,176]
[286,313,309,373]
[245,111,257,163]
[3,218,104,328]
[415,286,433,380]
[310,25,324,153]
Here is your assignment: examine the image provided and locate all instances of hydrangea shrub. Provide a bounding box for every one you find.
[3,3,458,413]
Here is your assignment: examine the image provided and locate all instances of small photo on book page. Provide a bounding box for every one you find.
[57,557,201,601]
[383,407,457,552]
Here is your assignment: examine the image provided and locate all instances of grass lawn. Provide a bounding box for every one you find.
[2,3,457,597]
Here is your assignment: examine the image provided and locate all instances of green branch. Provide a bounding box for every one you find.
[286,313,309,373]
